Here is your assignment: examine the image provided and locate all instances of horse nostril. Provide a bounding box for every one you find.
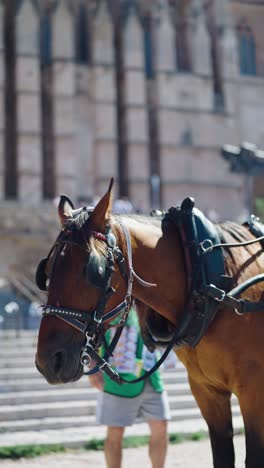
[52,349,67,375]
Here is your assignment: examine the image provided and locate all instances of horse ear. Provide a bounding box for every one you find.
[58,195,75,225]
[89,178,114,232]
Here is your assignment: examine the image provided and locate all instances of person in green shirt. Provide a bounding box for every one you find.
[88,308,171,468]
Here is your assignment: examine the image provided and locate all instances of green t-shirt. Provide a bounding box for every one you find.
[102,309,163,398]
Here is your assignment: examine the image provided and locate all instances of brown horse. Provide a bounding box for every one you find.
[36,182,264,468]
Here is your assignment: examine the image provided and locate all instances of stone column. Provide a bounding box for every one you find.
[16,0,42,203]
[212,0,239,80]
[191,0,212,76]
[124,6,149,210]
[52,0,76,199]
[0,2,4,198]
[156,0,175,73]
[74,0,96,203]
[93,0,116,196]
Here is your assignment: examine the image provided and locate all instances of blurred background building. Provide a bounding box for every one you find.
[1,0,264,281]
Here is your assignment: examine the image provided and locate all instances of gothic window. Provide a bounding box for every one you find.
[141,11,161,207]
[75,3,92,64]
[4,0,18,199]
[170,0,192,73]
[238,25,257,76]
[40,13,52,66]
[39,13,55,199]
[143,17,154,79]
[175,20,192,72]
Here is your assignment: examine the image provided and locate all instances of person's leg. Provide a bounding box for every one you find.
[148,419,168,468]
[138,383,170,468]
[97,391,141,468]
[104,426,125,468]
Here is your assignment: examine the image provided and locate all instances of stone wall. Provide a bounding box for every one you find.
[0,0,264,278]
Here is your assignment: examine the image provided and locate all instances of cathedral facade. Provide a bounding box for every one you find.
[0,0,264,276]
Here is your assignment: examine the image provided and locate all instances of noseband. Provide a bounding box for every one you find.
[37,209,156,382]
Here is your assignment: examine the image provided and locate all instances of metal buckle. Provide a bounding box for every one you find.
[99,361,108,370]
[94,311,102,324]
[106,232,117,248]
[214,289,226,302]
[200,239,214,254]
[202,284,226,302]
[81,332,94,368]
[81,351,91,367]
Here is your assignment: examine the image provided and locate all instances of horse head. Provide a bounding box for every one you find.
[35,178,188,384]
[35,180,130,384]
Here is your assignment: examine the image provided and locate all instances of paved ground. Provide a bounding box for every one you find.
[0,435,245,467]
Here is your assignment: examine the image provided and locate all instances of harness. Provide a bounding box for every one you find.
[36,199,264,385]
[160,197,227,347]
[158,198,264,345]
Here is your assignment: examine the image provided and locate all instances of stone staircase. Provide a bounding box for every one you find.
[0,331,244,448]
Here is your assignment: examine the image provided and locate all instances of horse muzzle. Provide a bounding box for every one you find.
[35,347,83,384]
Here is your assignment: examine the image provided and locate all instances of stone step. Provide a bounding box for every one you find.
[0,414,98,433]
[0,399,97,421]
[0,338,38,349]
[0,371,187,393]
[0,367,41,381]
[0,338,38,348]
[0,331,37,340]
[0,352,185,367]
[0,382,190,405]
[0,356,36,368]
[0,413,244,448]
[0,387,97,405]
[0,349,37,359]
[0,365,186,381]
[0,404,241,434]
[0,395,205,421]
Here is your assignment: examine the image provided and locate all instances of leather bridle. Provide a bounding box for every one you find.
[39,211,157,382]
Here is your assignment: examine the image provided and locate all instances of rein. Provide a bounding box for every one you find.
[200,235,264,254]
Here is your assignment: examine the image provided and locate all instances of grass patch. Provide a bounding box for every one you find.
[0,444,65,459]
[123,435,149,448]
[84,438,105,451]
[169,433,184,444]
[169,431,206,444]
[84,432,208,452]
[0,432,209,459]
[190,431,206,441]
[84,435,150,451]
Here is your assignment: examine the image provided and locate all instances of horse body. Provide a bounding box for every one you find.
[120,216,264,468]
[175,234,264,468]
[35,184,264,467]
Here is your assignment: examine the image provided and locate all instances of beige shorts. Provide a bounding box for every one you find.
[96,380,171,427]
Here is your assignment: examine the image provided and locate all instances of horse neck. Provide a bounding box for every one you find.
[119,217,187,326]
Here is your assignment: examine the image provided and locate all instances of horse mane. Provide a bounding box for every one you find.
[217,221,250,244]
[216,220,264,280]
[63,209,108,257]
[216,221,254,260]
[65,209,91,231]
[66,207,259,273]
[119,213,162,227]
